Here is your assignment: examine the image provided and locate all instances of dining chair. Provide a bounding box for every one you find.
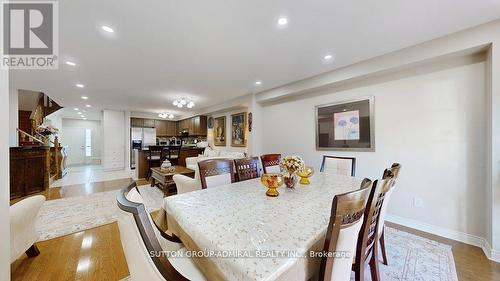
[234,157,261,182]
[198,159,235,189]
[320,156,356,176]
[116,182,206,281]
[166,145,182,165]
[260,154,281,173]
[378,163,401,265]
[147,145,164,180]
[352,177,395,281]
[319,178,372,281]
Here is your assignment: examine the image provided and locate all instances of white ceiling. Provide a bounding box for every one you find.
[10,0,500,119]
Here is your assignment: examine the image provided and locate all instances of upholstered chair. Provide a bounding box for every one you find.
[320,156,356,176]
[319,179,372,281]
[117,182,206,281]
[352,178,395,281]
[10,195,45,263]
[378,163,401,265]
[198,159,235,189]
[260,154,281,173]
[173,168,202,195]
[234,157,261,181]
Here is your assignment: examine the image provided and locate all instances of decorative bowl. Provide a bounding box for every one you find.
[297,166,314,185]
[260,173,284,197]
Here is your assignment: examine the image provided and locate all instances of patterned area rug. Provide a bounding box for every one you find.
[36,187,458,281]
[36,185,164,241]
[360,227,459,281]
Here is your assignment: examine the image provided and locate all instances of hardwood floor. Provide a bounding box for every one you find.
[11,223,129,281]
[10,177,500,281]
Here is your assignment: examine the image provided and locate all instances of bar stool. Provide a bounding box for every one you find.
[146,145,163,180]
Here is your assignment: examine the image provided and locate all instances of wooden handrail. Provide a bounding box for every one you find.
[17,128,44,144]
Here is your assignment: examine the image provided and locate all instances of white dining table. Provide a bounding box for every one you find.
[163,172,362,281]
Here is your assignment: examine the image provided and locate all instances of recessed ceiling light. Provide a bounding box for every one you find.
[83,118,87,120]
[323,54,334,61]
[278,17,288,26]
[76,83,84,88]
[101,25,114,33]
[66,61,76,66]
[81,96,88,100]
[74,107,79,110]
[78,112,82,115]
[255,80,262,86]
[85,104,91,107]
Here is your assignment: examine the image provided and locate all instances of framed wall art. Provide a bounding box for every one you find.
[214,116,226,146]
[231,112,246,147]
[315,97,374,151]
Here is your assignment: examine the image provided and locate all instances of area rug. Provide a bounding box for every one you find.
[371,227,459,281]
[36,185,164,241]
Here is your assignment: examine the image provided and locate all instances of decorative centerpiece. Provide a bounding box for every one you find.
[297,166,315,185]
[161,159,175,173]
[35,124,59,146]
[279,155,305,188]
[260,173,284,197]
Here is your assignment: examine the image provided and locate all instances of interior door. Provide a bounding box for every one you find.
[65,127,86,166]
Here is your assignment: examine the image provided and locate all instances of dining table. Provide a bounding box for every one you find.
[163,172,362,281]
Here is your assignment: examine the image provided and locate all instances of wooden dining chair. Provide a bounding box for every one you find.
[116,182,206,281]
[319,178,372,281]
[260,154,281,173]
[378,163,401,265]
[320,156,356,176]
[198,159,235,189]
[166,145,182,165]
[147,145,164,180]
[234,157,261,182]
[352,178,395,281]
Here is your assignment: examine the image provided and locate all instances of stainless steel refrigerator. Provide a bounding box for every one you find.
[130,127,156,169]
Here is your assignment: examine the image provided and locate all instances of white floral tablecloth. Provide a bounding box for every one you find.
[164,173,361,281]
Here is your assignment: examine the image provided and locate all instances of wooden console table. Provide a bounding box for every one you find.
[150,166,195,195]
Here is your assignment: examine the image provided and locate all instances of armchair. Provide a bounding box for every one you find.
[10,195,45,263]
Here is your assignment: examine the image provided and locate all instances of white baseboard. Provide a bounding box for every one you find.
[385,214,500,263]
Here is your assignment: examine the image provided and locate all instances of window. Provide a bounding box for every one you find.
[85,129,92,157]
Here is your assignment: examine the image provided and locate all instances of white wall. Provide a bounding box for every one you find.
[208,108,248,153]
[261,59,487,240]
[102,110,126,171]
[0,66,10,281]
[9,87,18,146]
[60,119,102,165]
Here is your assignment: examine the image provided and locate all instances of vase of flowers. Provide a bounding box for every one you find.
[279,155,305,188]
[35,125,59,146]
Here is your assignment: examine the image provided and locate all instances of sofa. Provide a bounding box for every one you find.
[173,147,246,194]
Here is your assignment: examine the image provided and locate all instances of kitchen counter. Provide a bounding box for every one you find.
[134,146,205,179]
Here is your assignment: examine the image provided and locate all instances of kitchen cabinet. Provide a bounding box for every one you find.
[155,120,167,135]
[103,110,126,171]
[143,119,155,128]
[166,121,178,136]
[131,118,144,127]
[177,115,207,136]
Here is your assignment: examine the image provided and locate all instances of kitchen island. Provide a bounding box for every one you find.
[134,146,205,179]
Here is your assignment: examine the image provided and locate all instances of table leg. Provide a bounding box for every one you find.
[151,177,156,187]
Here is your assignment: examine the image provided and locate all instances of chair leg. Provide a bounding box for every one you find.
[380,228,388,265]
[26,244,40,257]
[369,251,381,281]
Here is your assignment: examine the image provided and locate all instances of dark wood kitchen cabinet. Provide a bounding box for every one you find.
[155,120,167,135]
[143,119,155,128]
[131,118,144,127]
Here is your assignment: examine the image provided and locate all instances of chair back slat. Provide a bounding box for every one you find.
[234,157,261,181]
[319,178,372,281]
[198,159,235,188]
[356,178,394,265]
[260,154,281,173]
